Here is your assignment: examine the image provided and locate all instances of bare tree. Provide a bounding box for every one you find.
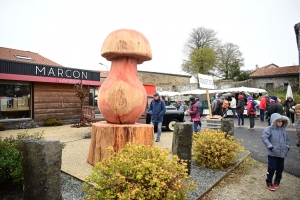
[182,27,220,85]
[216,43,244,79]
[73,78,89,127]
[184,27,221,56]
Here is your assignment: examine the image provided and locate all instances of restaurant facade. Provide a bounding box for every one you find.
[0,47,101,129]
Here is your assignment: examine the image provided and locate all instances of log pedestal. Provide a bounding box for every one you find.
[87,121,154,166]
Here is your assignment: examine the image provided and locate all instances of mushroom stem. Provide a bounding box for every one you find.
[98,56,146,124]
[107,57,139,84]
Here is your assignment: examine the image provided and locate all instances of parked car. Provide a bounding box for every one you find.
[146,96,185,131]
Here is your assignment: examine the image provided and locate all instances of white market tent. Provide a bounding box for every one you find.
[217,86,268,94]
[158,91,181,97]
[180,89,219,95]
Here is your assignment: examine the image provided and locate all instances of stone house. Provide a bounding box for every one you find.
[249,63,299,89]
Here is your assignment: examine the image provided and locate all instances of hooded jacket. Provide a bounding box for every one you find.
[261,113,290,158]
[148,98,166,122]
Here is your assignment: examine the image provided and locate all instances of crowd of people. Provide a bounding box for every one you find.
[149,92,300,192]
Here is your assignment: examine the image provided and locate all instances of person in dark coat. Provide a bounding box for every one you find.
[148,92,166,142]
[187,97,200,133]
[283,96,297,125]
[236,94,245,126]
[267,96,283,126]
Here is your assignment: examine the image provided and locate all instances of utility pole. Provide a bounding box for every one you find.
[294,22,300,92]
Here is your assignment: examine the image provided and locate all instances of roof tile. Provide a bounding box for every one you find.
[250,64,299,77]
[0,47,62,66]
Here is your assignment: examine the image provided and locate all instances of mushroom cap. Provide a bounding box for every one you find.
[101,29,152,64]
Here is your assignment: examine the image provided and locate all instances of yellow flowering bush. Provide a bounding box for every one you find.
[83,143,196,200]
[193,129,244,169]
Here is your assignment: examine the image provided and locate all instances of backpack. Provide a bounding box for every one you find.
[222,99,229,109]
[250,101,257,112]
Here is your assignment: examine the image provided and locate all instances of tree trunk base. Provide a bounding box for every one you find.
[87,121,154,166]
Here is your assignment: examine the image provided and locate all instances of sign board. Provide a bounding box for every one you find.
[198,74,214,89]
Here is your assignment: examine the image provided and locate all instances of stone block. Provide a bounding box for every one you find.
[18,139,62,200]
[172,122,193,174]
[221,118,234,137]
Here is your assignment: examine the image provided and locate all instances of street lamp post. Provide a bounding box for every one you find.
[99,63,109,73]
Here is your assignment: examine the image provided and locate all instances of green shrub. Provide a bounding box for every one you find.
[43,117,63,126]
[0,123,6,131]
[0,131,45,186]
[83,143,196,200]
[193,129,244,169]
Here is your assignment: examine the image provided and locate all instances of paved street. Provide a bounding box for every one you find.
[183,115,300,178]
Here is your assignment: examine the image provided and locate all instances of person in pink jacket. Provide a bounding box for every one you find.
[247,96,257,130]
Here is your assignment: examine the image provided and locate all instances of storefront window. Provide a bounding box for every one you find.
[89,87,99,106]
[0,81,31,120]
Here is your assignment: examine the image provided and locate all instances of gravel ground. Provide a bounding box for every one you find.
[0,155,247,200]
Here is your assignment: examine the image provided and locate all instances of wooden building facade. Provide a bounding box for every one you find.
[0,47,101,129]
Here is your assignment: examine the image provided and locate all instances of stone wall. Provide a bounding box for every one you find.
[214,79,254,89]
[138,71,191,92]
[252,76,298,89]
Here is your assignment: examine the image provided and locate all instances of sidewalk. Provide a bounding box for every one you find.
[1,124,175,181]
[1,117,295,181]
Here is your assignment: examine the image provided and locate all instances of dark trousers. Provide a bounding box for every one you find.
[286,112,295,124]
[260,109,265,121]
[249,114,255,128]
[266,155,284,184]
[237,113,244,125]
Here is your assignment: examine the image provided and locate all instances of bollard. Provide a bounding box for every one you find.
[18,139,62,200]
[172,122,193,175]
[221,118,234,137]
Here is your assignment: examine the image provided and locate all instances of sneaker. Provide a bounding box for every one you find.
[241,124,244,126]
[155,139,160,142]
[273,182,280,189]
[292,123,295,126]
[267,183,275,191]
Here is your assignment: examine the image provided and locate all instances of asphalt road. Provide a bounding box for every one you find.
[184,115,300,178]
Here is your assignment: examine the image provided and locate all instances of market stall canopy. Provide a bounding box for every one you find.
[180,89,218,95]
[217,86,267,94]
[158,91,180,96]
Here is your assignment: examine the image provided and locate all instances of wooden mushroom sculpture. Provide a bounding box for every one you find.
[98,29,152,124]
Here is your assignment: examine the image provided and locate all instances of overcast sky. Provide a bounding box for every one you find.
[0,0,299,75]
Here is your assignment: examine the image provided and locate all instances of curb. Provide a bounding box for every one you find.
[195,151,251,200]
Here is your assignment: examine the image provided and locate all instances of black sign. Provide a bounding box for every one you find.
[0,60,100,81]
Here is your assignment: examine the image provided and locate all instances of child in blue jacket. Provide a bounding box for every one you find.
[261,113,290,191]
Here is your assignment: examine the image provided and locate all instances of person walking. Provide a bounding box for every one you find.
[247,96,256,130]
[187,97,200,133]
[295,104,300,153]
[177,100,184,112]
[148,92,166,142]
[267,96,283,126]
[230,95,237,117]
[283,96,297,126]
[261,113,290,191]
[236,94,245,126]
[196,98,203,130]
[259,94,269,122]
[211,94,219,115]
